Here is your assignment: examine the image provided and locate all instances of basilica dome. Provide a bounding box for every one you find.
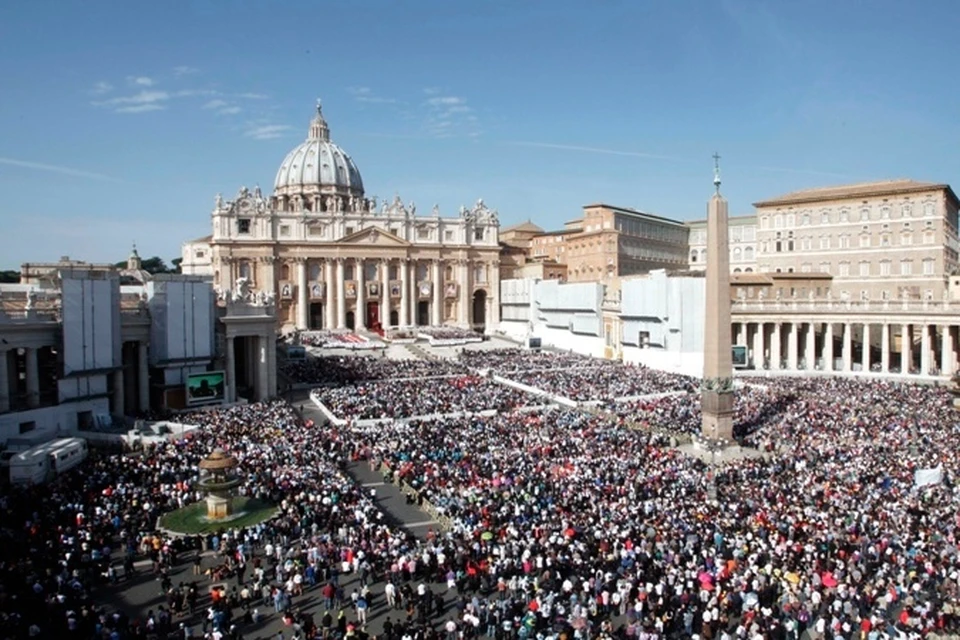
[273,102,364,197]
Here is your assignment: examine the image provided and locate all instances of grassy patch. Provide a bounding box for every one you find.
[159,497,277,535]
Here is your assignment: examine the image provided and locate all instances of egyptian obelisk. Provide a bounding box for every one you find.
[701,154,734,441]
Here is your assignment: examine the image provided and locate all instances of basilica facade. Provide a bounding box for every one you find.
[182,103,502,334]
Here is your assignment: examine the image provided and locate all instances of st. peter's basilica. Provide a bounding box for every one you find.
[181,101,502,334]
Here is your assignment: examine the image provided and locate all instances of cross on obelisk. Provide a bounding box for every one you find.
[701,153,734,442]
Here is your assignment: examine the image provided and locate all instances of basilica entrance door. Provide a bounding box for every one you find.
[417,301,430,326]
[366,302,380,332]
[309,302,323,330]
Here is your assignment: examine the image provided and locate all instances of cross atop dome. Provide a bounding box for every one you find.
[309,98,330,141]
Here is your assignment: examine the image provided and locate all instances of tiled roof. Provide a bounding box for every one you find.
[754,179,956,207]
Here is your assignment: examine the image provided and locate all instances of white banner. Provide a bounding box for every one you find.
[914,465,943,488]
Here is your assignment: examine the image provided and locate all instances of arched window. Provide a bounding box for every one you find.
[743,246,754,261]
[690,249,699,263]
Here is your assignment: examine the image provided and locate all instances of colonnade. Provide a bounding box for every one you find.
[733,320,957,377]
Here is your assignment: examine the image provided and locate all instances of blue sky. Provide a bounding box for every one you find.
[1,0,958,268]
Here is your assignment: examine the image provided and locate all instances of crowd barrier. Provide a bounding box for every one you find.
[492,375,579,408]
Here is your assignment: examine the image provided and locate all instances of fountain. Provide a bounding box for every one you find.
[198,448,242,520]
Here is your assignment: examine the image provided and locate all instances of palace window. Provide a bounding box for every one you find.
[786,213,795,227]
[839,210,849,223]
[820,236,830,249]
[880,260,891,276]
[418,227,430,240]
[901,203,912,218]
[901,232,913,246]
[820,211,831,224]
[839,235,850,249]
[924,202,935,216]
[881,206,890,220]
[474,228,485,241]
[818,261,830,274]
[923,258,935,275]
[839,262,850,276]
[924,231,935,244]
[801,213,811,226]
[743,246,754,260]
[801,263,812,273]
[474,265,487,283]
[859,208,870,222]
[859,261,870,276]
[444,229,454,242]
[237,218,251,234]
[239,261,252,279]
[900,260,913,276]
[194,250,205,259]
[801,236,812,251]
[774,214,784,229]
[279,225,290,237]
[345,226,354,236]
[859,234,871,248]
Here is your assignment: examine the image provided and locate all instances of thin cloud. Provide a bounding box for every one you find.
[203,99,228,110]
[505,141,683,161]
[90,81,113,95]
[423,94,478,138]
[234,92,269,100]
[93,89,170,109]
[347,86,397,105]
[245,124,292,140]
[0,156,120,182]
[128,76,155,87]
[116,104,165,114]
[173,65,200,76]
[218,106,242,115]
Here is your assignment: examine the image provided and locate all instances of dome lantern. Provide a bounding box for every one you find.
[309,99,330,142]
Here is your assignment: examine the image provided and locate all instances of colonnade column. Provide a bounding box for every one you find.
[324,260,335,330]
[356,259,366,331]
[861,323,871,372]
[805,323,815,370]
[786,322,799,370]
[400,258,410,327]
[381,259,392,329]
[225,337,237,404]
[751,322,764,369]
[296,259,308,331]
[842,323,853,372]
[901,324,912,374]
[138,341,150,412]
[113,367,125,416]
[881,324,890,373]
[942,326,956,377]
[735,322,745,346]
[770,323,782,370]
[336,258,347,329]
[431,259,442,326]
[25,347,39,408]
[0,350,8,413]
[920,324,931,375]
[823,323,834,372]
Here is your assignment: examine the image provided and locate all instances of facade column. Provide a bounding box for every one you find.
[25,347,40,408]
[296,260,308,330]
[842,323,853,372]
[257,334,270,401]
[263,256,277,293]
[138,341,150,412]
[920,323,931,376]
[325,259,335,330]
[381,259,392,329]
[458,260,470,327]
[786,322,799,370]
[861,323,871,373]
[805,322,815,370]
[432,259,442,326]
[489,260,501,328]
[770,323,782,370]
[356,259,366,330]
[336,258,347,329]
[901,324,912,374]
[751,322,764,369]
[400,258,410,327]
[823,323,834,372]
[0,350,8,413]
[881,324,890,373]
[225,337,237,403]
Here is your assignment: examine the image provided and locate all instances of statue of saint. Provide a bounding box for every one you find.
[432,204,440,217]
[215,193,224,209]
[408,201,416,216]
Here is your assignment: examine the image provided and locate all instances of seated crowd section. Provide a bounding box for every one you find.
[2,367,958,638]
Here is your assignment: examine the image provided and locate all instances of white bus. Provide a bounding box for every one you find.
[9,438,89,485]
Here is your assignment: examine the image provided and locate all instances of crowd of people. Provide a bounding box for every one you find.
[338,378,960,638]
[5,345,960,639]
[282,355,466,386]
[509,363,697,403]
[458,350,596,374]
[314,376,539,421]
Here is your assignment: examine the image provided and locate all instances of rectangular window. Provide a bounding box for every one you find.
[417,227,430,240]
[880,261,891,276]
[819,236,830,249]
[859,262,870,276]
[901,260,912,276]
[839,263,850,276]
[237,218,251,234]
[839,236,850,249]
[345,226,355,236]
[923,259,935,275]
[444,230,454,242]
[279,225,290,237]
[859,235,871,248]
[474,228,485,241]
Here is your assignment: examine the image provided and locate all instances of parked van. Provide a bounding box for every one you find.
[9,438,88,485]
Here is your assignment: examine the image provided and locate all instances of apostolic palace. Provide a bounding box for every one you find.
[181,102,502,335]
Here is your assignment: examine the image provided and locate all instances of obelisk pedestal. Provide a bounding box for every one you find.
[701,157,734,441]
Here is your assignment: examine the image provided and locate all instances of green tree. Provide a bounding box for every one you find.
[114,256,173,274]
[0,270,19,283]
